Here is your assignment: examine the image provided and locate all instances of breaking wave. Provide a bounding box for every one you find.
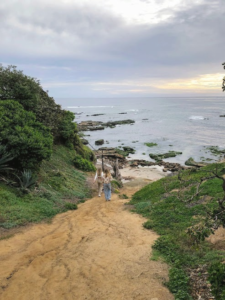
[189,115,205,120]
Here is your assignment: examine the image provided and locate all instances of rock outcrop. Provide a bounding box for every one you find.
[149,151,182,161]
[77,119,135,131]
[95,139,104,146]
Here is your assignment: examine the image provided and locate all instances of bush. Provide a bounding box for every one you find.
[208,263,225,300]
[143,220,154,229]
[111,180,123,188]
[0,65,83,148]
[0,100,53,170]
[0,144,14,173]
[64,202,78,210]
[0,64,40,111]
[59,110,77,148]
[73,155,96,172]
[167,268,192,300]
[15,169,36,192]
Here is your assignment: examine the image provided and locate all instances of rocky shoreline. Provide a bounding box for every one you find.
[78,119,135,131]
[78,118,224,176]
[94,146,187,173]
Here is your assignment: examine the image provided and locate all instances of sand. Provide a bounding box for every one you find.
[120,165,168,182]
[0,171,174,300]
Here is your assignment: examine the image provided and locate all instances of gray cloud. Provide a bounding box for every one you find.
[0,0,224,97]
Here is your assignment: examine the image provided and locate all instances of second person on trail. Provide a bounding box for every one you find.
[93,167,104,197]
[103,169,112,201]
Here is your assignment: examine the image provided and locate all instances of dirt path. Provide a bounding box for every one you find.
[0,180,174,300]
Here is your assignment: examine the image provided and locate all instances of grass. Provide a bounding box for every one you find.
[130,163,225,300]
[0,145,92,229]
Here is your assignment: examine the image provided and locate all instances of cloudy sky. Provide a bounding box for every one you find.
[1,0,225,98]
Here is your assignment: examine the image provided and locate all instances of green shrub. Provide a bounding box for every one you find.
[64,202,78,210]
[111,180,123,188]
[167,268,192,300]
[59,110,77,148]
[208,263,225,300]
[0,65,83,149]
[81,145,95,161]
[0,144,14,172]
[15,169,36,192]
[0,64,40,111]
[0,100,53,170]
[73,155,96,172]
[143,220,153,229]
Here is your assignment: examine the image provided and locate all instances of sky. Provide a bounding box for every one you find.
[1,0,225,98]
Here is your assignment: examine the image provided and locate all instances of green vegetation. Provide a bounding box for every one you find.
[73,155,96,172]
[145,142,158,147]
[0,145,91,229]
[208,262,225,299]
[111,179,123,189]
[130,163,225,299]
[119,194,129,199]
[0,65,95,230]
[0,100,53,170]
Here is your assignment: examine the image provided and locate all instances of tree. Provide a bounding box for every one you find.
[0,65,40,110]
[0,100,53,170]
[0,65,93,160]
[0,65,63,139]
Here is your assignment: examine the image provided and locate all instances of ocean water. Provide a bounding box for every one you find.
[57,97,225,165]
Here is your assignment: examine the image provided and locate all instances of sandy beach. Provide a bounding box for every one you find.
[96,159,168,183]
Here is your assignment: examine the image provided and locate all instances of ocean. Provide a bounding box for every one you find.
[56,97,225,165]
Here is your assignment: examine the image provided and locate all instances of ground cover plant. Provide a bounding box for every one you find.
[130,163,225,300]
[0,145,91,229]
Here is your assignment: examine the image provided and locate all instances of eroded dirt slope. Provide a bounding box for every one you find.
[0,181,173,300]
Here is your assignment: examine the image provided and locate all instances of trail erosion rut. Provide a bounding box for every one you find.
[0,183,173,300]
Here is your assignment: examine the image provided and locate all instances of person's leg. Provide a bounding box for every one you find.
[105,184,109,200]
[103,184,108,200]
[106,184,110,200]
[98,182,102,196]
[108,184,111,200]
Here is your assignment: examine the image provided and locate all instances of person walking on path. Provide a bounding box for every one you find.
[103,169,112,201]
[93,167,104,197]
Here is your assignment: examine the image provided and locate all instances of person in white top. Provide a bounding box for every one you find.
[93,167,104,197]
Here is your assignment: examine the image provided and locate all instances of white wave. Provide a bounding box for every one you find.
[129,109,139,112]
[189,115,204,120]
[67,106,113,108]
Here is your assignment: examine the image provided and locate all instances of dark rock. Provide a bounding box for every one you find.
[145,142,158,147]
[78,119,135,131]
[220,115,225,117]
[89,127,105,131]
[91,114,105,116]
[185,157,207,167]
[123,146,135,154]
[81,138,88,145]
[149,151,182,161]
[105,119,135,126]
[119,112,127,114]
[206,146,225,156]
[95,139,104,146]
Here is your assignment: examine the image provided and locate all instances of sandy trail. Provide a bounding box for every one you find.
[0,180,173,300]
